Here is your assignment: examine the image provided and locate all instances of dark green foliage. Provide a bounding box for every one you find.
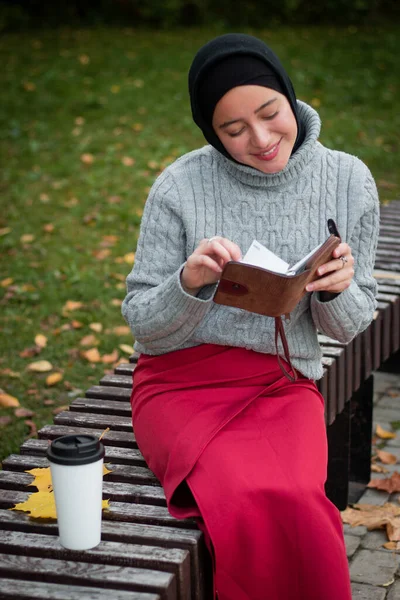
[0,0,399,32]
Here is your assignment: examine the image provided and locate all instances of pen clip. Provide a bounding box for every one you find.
[327,219,340,238]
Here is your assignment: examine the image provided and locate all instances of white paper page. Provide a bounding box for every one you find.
[287,241,324,275]
[241,240,289,274]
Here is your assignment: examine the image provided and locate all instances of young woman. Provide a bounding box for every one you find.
[122,33,379,600]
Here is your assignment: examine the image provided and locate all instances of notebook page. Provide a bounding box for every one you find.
[241,240,289,274]
[286,241,324,275]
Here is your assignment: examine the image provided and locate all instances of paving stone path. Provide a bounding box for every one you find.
[345,370,400,599]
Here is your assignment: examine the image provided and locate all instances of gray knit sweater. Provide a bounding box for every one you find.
[122,102,379,380]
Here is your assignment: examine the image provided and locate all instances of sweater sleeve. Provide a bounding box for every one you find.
[121,171,214,353]
[310,168,379,342]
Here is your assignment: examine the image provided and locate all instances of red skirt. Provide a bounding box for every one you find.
[131,344,351,600]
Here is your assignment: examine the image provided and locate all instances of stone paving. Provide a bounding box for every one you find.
[344,370,400,599]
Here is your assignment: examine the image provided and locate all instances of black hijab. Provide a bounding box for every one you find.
[188,33,305,161]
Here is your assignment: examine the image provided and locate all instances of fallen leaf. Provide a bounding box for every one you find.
[377,450,398,465]
[62,300,83,313]
[78,54,90,65]
[368,472,400,494]
[81,348,101,363]
[11,466,110,519]
[100,236,119,248]
[383,541,399,550]
[110,299,123,307]
[43,223,55,233]
[52,405,69,415]
[311,97,321,107]
[0,393,20,408]
[111,325,131,336]
[0,368,20,378]
[71,320,84,329]
[20,234,35,243]
[1,277,13,287]
[27,360,53,373]
[89,322,103,333]
[0,416,12,426]
[14,408,35,418]
[122,156,135,166]
[34,334,47,348]
[123,252,135,264]
[25,419,37,437]
[341,502,400,541]
[23,81,36,91]
[80,334,99,347]
[43,399,55,406]
[376,424,397,440]
[119,344,133,354]
[19,346,41,358]
[101,349,119,364]
[371,463,389,473]
[80,153,94,164]
[46,372,63,386]
[99,427,110,440]
[93,248,111,261]
[0,227,11,236]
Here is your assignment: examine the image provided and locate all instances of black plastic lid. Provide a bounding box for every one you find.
[46,434,105,466]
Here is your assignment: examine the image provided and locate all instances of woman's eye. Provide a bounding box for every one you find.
[228,128,245,138]
[262,111,279,121]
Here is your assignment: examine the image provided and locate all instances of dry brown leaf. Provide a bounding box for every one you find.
[101,349,119,364]
[341,503,400,536]
[25,420,37,437]
[111,325,131,336]
[1,277,13,287]
[377,449,398,465]
[123,252,135,264]
[27,360,53,373]
[62,300,83,313]
[0,393,20,408]
[93,248,111,261]
[383,541,399,550]
[14,408,35,418]
[20,234,35,243]
[19,345,42,358]
[89,322,103,333]
[81,348,101,363]
[80,153,94,164]
[99,427,110,440]
[43,223,55,233]
[0,227,11,236]
[371,463,389,474]
[0,416,12,426]
[368,472,400,494]
[100,235,118,248]
[34,334,47,348]
[71,320,84,329]
[119,344,134,354]
[80,334,99,347]
[0,368,20,378]
[52,405,69,415]
[46,373,63,387]
[122,156,135,166]
[110,299,123,307]
[376,424,397,440]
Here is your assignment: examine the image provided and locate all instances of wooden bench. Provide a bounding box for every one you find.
[0,201,399,599]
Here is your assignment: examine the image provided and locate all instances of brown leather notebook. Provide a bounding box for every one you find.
[213,221,341,380]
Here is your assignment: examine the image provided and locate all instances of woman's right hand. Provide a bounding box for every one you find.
[181,236,242,295]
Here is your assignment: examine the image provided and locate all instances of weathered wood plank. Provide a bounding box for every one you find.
[0,553,175,600]
[100,374,133,388]
[0,578,160,600]
[115,363,136,376]
[0,471,167,507]
[1,455,160,487]
[70,398,131,417]
[20,438,146,467]
[53,411,132,431]
[38,424,138,448]
[85,386,131,401]
[0,531,191,600]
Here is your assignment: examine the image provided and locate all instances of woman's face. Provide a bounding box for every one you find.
[212,85,298,174]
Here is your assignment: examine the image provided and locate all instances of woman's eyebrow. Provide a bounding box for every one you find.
[219,97,278,129]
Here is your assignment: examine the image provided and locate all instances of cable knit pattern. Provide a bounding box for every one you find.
[122,102,379,380]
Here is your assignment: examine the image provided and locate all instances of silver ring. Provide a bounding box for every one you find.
[207,236,220,244]
[339,256,348,268]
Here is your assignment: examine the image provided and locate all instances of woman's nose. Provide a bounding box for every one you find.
[251,125,270,149]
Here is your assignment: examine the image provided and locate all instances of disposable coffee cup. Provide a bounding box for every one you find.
[47,434,105,550]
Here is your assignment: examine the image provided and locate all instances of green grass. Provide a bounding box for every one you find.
[0,24,399,463]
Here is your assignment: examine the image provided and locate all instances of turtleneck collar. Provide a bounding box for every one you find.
[212,101,321,188]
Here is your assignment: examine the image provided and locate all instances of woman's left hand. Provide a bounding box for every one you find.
[305,243,355,294]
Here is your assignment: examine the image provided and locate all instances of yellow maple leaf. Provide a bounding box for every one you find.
[27,360,53,372]
[34,334,47,348]
[0,392,20,408]
[119,344,134,354]
[376,424,397,440]
[11,466,112,519]
[46,372,63,387]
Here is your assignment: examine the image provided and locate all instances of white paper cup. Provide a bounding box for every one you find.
[47,434,105,550]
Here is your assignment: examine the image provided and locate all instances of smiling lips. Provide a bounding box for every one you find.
[253,139,281,161]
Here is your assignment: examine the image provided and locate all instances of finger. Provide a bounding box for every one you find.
[332,242,351,259]
[202,240,233,264]
[187,254,224,274]
[216,238,242,261]
[317,257,350,277]
[306,268,353,293]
